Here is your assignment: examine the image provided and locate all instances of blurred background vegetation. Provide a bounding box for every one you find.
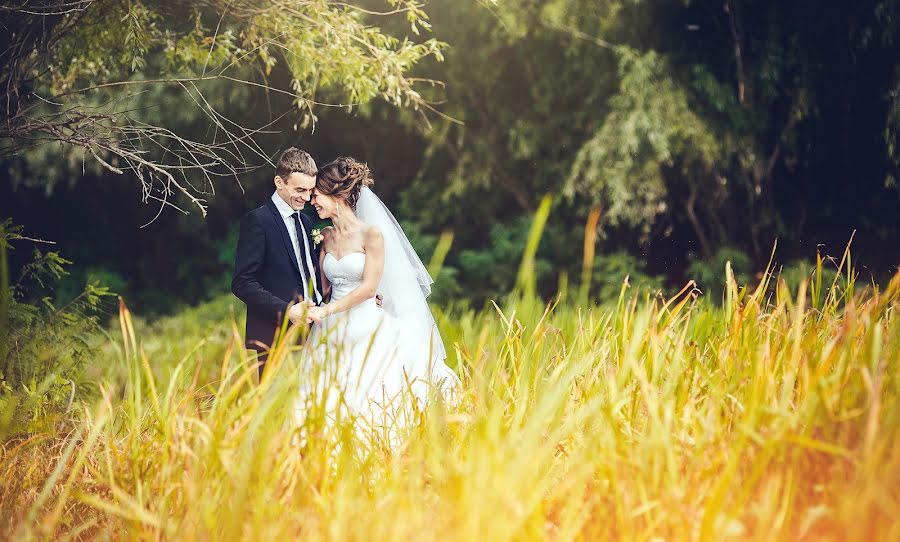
[0,5,899,532]
[2,0,899,315]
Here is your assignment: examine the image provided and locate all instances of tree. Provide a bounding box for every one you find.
[566,48,724,256]
[402,0,900,281]
[1,0,445,218]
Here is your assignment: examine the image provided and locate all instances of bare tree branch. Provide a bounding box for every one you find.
[1,0,452,223]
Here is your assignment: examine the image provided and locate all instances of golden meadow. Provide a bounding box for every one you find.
[2,205,898,541]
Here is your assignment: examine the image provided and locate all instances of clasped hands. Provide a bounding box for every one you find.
[288,294,383,326]
[287,300,325,325]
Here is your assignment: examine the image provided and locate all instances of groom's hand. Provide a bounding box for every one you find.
[288,301,311,325]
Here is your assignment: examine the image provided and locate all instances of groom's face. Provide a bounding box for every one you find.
[275,172,316,211]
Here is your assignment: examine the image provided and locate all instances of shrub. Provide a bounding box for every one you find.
[687,245,752,302]
[592,250,664,305]
[0,220,114,437]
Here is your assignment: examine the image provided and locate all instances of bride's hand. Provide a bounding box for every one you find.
[307,305,327,323]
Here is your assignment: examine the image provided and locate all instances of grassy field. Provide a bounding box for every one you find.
[2,250,899,540]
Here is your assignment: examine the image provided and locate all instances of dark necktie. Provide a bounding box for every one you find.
[292,212,321,304]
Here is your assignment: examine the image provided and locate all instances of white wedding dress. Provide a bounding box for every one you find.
[295,250,460,443]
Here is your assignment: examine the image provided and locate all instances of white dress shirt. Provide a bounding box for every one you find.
[271,192,320,303]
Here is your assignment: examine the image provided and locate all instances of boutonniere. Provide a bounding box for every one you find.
[312,228,324,246]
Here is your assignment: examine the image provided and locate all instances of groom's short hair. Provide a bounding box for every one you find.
[275,147,317,178]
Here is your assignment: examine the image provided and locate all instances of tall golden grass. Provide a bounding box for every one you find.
[1,220,898,541]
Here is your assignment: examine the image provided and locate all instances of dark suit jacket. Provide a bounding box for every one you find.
[231,199,322,351]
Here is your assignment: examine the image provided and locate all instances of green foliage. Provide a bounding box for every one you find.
[46,0,155,90]
[4,0,447,205]
[43,0,443,108]
[687,245,752,303]
[397,0,899,302]
[885,67,900,190]
[592,251,664,305]
[0,221,115,438]
[567,48,722,231]
[401,222,464,305]
[457,216,561,304]
[400,1,625,223]
[779,259,839,300]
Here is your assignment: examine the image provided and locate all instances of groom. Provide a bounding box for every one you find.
[231,147,324,379]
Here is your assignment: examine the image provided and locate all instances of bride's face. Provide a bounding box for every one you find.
[311,190,339,218]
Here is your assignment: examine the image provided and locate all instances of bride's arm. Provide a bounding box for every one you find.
[312,227,384,318]
[318,248,331,300]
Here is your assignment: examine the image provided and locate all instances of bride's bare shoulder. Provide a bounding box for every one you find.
[363,225,384,247]
[320,225,336,247]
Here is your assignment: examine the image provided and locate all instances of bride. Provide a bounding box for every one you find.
[295,157,460,442]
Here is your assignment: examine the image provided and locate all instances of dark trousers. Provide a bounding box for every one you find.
[253,349,269,381]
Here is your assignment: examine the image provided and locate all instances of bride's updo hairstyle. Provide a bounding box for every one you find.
[316,157,374,211]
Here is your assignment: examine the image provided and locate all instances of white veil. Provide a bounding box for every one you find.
[354,186,447,367]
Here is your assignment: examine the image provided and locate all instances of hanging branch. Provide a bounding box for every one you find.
[1,0,451,222]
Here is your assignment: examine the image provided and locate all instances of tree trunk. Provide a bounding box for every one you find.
[726,0,750,107]
[684,187,713,258]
